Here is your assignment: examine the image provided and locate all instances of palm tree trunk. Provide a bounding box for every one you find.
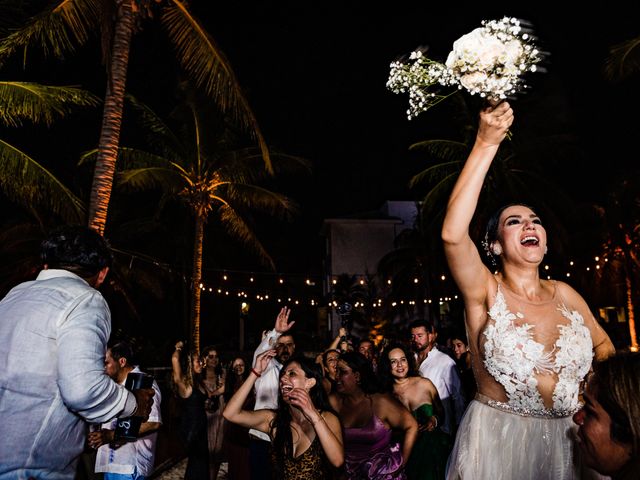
[625,271,639,352]
[88,0,135,235]
[190,212,205,356]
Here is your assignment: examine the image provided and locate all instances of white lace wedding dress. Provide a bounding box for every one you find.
[446,283,606,480]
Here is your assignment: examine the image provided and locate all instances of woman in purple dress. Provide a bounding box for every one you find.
[329,352,418,479]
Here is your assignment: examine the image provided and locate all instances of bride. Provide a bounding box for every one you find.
[441,101,615,479]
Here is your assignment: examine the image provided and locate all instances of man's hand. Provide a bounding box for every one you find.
[88,428,114,449]
[132,388,155,420]
[274,307,295,333]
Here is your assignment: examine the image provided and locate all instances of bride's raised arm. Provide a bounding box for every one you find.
[441,102,513,307]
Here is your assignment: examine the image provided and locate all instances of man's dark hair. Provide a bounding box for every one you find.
[409,319,435,333]
[41,225,112,278]
[593,352,640,455]
[109,341,136,366]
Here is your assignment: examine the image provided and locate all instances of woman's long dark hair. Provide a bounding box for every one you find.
[377,342,419,392]
[271,355,335,477]
[339,351,381,394]
[224,356,249,402]
[202,345,224,377]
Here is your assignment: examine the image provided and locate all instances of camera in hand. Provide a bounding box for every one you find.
[114,372,154,441]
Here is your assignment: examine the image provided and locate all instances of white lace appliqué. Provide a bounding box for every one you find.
[483,286,593,414]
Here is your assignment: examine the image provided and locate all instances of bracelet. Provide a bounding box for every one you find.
[251,368,262,378]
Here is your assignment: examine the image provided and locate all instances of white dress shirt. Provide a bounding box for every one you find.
[249,329,283,442]
[0,269,136,479]
[95,366,162,476]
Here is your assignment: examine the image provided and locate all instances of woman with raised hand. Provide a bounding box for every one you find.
[330,352,418,479]
[223,351,343,479]
[441,102,615,479]
[171,341,209,479]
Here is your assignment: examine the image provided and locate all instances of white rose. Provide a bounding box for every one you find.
[460,72,487,91]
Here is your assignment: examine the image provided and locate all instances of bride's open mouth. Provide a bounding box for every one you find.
[520,235,539,247]
[281,384,294,396]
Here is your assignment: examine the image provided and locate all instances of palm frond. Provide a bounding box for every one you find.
[217,204,275,270]
[0,82,99,127]
[125,94,186,159]
[80,146,179,171]
[223,184,298,220]
[0,0,99,66]
[409,139,468,156]
[117,166,183,193]
[0,139,85,222]
[161,1,272,173]
[604,36,640,81]
[409,160,461,190]
[215,149,311,185]
[418,171,460,225]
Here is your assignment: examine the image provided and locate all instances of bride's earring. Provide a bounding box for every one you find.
[491,244,502,256]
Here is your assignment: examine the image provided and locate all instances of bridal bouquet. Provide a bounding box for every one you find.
[387,17,543,119]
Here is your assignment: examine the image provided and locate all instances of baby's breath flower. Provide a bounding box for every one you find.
[387,16,544,119]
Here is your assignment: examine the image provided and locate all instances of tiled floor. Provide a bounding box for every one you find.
[155,459,228,479]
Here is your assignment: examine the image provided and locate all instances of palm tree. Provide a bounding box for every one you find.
[0,0,271,235]
[604,35,640,81]
[82,93,306,352]
[0,81,98,223]
[586,179,640,351]
[409,97,579,267]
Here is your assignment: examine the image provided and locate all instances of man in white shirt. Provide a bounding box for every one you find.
[89,342,162,480]
[249,307,295,480]
[410,319,466,435]
[0,226,154,480]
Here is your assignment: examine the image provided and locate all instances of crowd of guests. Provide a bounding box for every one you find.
[165,306,640,480]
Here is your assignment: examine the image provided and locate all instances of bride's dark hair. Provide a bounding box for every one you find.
[270,355,335,476]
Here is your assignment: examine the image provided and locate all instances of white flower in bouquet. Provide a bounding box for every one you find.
[387,16,543,120]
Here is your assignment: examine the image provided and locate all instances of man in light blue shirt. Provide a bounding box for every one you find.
[411,319,466,435]
[0,226,154,480]
[91,341,162,480]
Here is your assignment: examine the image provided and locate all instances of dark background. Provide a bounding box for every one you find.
[1,2,639,357]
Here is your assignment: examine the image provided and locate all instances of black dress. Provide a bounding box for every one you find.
[179,387,210,479]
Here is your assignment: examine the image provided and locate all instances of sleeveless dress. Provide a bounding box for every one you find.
[179,387,210,480]
[446,283,603,480]
[271,435,333,480]
[344,413,405,479]
[406,404,452,480]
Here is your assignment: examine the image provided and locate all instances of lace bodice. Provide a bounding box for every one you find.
[482,284,593,416]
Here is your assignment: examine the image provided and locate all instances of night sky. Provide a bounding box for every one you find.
[3,2,639,275]
[0,1,639,351]
[184,2,640,270]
